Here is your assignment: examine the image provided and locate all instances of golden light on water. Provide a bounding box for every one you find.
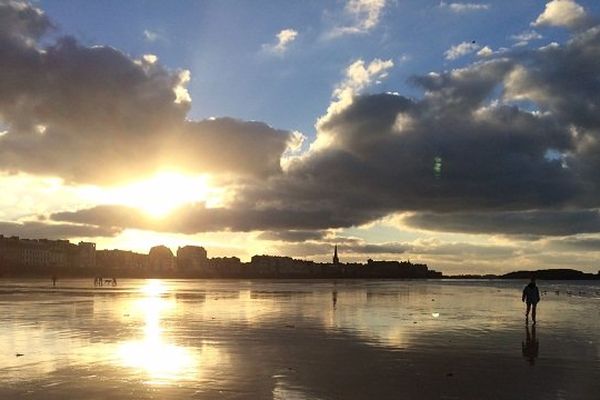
[141,279,167,297]
[117,280,197,383]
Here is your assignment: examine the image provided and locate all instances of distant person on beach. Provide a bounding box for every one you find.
[51,275,57,287]
[522,277,540,324]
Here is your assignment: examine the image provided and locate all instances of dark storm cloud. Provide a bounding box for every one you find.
[505,27,600,131]
[0,0,52,40]
[50,204,368,233]
[0,1,291,184]
[403,210,600,236]
[271,88,574,214]
[0,220,121,239]
[238,21,600,234]
[169,119,290,179]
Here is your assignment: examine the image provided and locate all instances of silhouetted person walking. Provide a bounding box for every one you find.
[51,275,57,287]
[522,277,540,324]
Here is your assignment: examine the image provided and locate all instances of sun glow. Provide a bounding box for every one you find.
[80,171,223,217]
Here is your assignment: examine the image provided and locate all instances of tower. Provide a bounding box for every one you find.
[333,245,339,265]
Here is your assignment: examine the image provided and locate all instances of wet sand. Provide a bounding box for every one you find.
[0,279,598,399]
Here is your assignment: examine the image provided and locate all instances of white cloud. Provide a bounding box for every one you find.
[532,0,587,28]
[142,54,158,64]
[143,29,161,42]
[262,29,298,54]
[173,70,191,104]
[476,46,494,57]
[328,0,387,38]
[315,58,393,145]
[397,54,411,63]
[281,131,308,169]
[332,58,394,107]
[439,1,490,13]
[510,30,543,46]
[445,41,480,60]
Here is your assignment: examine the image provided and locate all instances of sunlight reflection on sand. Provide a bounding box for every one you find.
[116,280,226,384]
[0,279,598,399]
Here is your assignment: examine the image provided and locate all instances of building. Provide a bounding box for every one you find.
[96,249,147,271]
[208,256,243,277]
[333,245,339,265]
[366,259,430,278]
[0,235,96,269]
[250,255,317,277]
[176,245,208,271]
[148,245,175,272]
[78,241,96,268]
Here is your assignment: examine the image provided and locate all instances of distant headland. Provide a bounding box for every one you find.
[450,269,599,280]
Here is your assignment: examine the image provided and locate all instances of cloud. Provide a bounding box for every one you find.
[476,46,494,57]
[234,23,600,234]
[262,29,298,54]
[273,237,517,262]
[510,30,543,47]
[439,2,490,13]
[7,0,600,252]
[546,236,600,251]
[0,220,121,239]
[46,20,600,240]
[532,0,587,29]
[276,240,409,258]
[327,0,386,38]
[403,210,600,236]
[143,29,161,42]
[316,58,393,132]
[257,230,326,242]
[0,2,292,184]
[0,0,52,43]
[412,241,519,258]
[445,41,481,60]
[50,203,377,233]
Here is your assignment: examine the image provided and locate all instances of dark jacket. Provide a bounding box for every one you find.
[522,283,540,304]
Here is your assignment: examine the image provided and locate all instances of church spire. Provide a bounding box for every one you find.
[333,245,339,264]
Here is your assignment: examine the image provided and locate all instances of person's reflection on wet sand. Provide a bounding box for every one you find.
[332,289,338,310]
[522,324,539,366]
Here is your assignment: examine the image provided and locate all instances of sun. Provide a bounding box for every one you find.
[121,172,210,217]
[82,171,221,218]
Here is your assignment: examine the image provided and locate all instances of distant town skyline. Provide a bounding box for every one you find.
[2,1,600,274]
[0,234,444,279]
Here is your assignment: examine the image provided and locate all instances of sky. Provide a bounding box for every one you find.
[2,0,600,274]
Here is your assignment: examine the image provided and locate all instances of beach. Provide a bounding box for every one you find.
[0,279,598,399]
